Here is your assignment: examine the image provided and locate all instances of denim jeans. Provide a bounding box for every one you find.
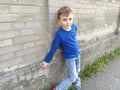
[55,55,81,90]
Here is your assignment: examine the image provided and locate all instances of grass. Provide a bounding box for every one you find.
[68,47,120,90]
[80,47,120,85]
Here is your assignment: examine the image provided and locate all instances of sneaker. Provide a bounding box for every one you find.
[50,85,56,90]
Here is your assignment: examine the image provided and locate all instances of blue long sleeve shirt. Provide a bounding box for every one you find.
[44,24,80,63]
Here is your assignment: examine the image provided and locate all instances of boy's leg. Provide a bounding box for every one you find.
[55,57,78,90]
[73,55,81,90]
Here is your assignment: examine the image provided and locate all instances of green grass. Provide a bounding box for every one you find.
[68,47,120,90]
[80,47,120,85]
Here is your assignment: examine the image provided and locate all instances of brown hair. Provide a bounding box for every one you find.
[57,6,73,20]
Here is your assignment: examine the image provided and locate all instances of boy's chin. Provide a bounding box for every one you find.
[66,27,71,29]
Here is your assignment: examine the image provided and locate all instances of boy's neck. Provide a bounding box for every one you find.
[62,27,71,31]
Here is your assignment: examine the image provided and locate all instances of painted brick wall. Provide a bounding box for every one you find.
[0,0,120,90]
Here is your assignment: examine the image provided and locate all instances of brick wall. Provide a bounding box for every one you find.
[0,0,120,90]
[0,0,49,72]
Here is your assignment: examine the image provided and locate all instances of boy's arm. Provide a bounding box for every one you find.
[41,32,62,68]
[44,32,61,63]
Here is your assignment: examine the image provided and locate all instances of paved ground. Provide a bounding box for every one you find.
[81,57,120,90]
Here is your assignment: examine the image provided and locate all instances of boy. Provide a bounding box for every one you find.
[41,6,81,90]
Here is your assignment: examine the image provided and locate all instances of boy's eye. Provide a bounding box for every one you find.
[69,18,72,20]
[63,19,67,21]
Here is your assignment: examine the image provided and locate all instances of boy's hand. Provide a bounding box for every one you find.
[40,61,49,69]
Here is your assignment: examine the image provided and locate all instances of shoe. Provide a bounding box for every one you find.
[50,85,56,90]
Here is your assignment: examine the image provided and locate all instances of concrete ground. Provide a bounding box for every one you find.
[81,57,120,90]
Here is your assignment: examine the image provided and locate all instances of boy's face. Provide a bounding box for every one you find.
[58,13,73,30]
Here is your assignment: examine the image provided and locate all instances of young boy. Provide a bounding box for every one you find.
[41,6,81,90]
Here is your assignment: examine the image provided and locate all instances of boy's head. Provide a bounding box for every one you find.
[57,6,73,30]
[57,6,73,20]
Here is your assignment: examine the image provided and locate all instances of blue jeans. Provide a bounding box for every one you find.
[55,55,81,90]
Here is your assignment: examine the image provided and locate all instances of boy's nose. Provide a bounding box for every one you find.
[66,20,70,23]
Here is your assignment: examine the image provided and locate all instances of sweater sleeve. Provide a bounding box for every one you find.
[73,24,77,31]
[44,32,62,63]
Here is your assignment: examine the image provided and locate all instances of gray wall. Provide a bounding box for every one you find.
[0,0,120,90]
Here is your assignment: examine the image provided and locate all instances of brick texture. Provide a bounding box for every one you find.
[0,0,120,90]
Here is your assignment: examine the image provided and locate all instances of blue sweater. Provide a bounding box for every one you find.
[44,24,80,63]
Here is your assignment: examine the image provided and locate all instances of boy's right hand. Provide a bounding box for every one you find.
[40,61,49,69]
